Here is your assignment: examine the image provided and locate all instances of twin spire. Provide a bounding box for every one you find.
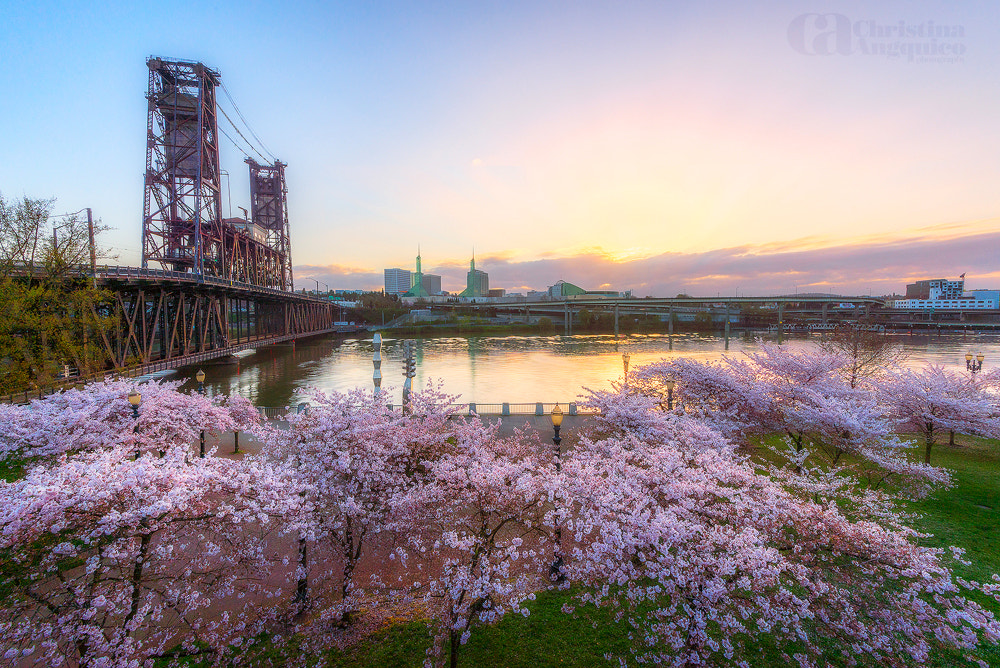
[404,246,482,298]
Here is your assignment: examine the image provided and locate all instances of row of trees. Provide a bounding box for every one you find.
[0,193,116,393]
[2,339,1000,667]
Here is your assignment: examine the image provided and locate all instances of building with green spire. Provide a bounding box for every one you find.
[403,246,430,298]
[459,253,489,299]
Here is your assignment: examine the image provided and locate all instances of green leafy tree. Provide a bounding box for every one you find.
[0,194,116,393]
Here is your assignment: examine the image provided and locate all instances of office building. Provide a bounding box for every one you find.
[384,268,411,295]
[422,273,442,295]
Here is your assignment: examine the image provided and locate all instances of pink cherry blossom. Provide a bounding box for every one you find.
[0,448,302,666]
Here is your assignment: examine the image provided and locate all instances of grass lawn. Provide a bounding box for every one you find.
[246,434,1000,668]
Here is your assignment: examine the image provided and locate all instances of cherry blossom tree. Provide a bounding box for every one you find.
[632,344,948,494]
[818,324,905,388]
[253,382,471,623]
[563,389,1000,667]
[0,379,243,461]
[882,365,1000,464]
[0,449,301,667]
[396,420,553,668]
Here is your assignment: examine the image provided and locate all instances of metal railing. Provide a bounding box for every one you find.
[6,261,331,304]
[380,402,597,416]
[0,326,347,405]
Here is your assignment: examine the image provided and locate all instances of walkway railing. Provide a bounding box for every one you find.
[257,401,595,419]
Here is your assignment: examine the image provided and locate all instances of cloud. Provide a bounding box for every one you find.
[296,219,1000,297]
[293,263,382,291]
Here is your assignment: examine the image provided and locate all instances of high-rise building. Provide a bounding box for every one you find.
[384,268,411,295]
[422,273,442,295]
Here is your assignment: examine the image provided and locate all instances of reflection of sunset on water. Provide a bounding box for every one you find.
[176,332,1000,408]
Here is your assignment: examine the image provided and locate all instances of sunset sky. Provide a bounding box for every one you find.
[1,1,997,296]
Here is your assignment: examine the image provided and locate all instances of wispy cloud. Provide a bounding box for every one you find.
[297,218,1000,296]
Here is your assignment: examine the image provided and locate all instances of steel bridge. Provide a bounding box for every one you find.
[9,57,345,397]
[123,57,341,374]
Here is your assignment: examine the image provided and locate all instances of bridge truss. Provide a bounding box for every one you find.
[93,268,336,369]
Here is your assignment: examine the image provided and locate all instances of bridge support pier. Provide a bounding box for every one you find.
[777,302,784,344]
[668,307,673,349]
[614,304,619,336]
[724,305,730,350]
[822,302,828,325]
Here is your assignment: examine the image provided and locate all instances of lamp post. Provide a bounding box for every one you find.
[665,379,676,410]
[310,278,328,295]
[966,352,985,374]
[622,352,630,383]
[195,369,206,458]
[128,389,141,459]
[402,341,416,413]
[373,332,383,397]
[550,404,565,582]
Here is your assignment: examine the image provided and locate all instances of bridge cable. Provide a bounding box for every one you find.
[218,106,270,164]
[220,81,276,163]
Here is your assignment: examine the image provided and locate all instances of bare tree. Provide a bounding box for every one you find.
[0,194,53,280]
[819,324,905,388]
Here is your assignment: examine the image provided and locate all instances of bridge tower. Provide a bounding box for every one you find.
[142,57,224,278]
[247,158,294,290]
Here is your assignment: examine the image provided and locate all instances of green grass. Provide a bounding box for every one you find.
[0,454,25,481]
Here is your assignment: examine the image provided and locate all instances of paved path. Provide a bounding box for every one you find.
[200,414,596,460]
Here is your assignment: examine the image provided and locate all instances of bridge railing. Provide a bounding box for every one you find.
[8,261,330,303]
[0,325,349,405]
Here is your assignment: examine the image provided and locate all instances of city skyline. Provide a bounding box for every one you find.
[2,1,998,296]
[316,216,1000,297]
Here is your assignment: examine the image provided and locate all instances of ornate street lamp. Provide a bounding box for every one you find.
[196,369,207,458]
[665,378,676,410]
[550,404,565,582]
[966,352,985,374]
[128,390,141,459]
[622,352,631,382]
[128,389,141,418]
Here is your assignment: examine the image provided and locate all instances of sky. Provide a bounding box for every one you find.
[1,0,998,297]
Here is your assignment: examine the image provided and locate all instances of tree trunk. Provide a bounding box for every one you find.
[925,430,934,464]
[296,535,308,609]
[76,637,89,667]
[341,521,355,625]
[124,532,151,629]
[449,628,460,668]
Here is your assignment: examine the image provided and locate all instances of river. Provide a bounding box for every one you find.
[165,331,1000,408]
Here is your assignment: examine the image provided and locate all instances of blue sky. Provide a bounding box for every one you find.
[2,1,998,296]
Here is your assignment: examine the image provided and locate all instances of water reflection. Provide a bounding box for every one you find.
[174,331,1000,408]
